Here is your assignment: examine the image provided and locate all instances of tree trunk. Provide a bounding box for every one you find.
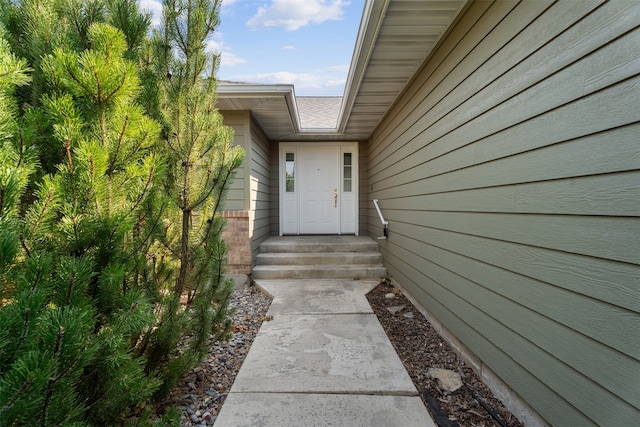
[176,208,190,296]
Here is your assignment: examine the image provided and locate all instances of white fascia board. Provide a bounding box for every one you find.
[217,83,295,96]
[337,0,389,133]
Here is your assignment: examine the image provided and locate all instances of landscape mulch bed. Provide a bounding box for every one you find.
[366,280,524,427]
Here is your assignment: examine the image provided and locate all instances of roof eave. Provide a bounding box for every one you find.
[217,83,302,134]
[336,0,390,134]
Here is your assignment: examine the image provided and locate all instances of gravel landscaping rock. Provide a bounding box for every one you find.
[154,284,272,426]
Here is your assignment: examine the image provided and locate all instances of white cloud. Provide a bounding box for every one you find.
[246,0,349,31]
[229,68,347,94]
[206,36,247,67]
[139,0,163,27]
[283,45,296,51]
[325,64,350,73]
[219,50,247,67]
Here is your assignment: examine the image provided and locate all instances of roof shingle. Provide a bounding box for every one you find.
[296,96,342,129]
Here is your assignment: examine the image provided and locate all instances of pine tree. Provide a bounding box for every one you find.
[0,22,164,425]
[0,0,154,175]
[0,28,33,319]
[0,0,70,176]
[0,29,98,426]
[1,0,244,422]
[143,0,244,397]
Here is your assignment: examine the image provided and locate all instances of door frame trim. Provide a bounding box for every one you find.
[279,142,359,235]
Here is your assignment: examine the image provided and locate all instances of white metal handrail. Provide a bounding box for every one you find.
[373,199,388,239]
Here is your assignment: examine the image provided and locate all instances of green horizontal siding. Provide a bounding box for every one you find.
[249,121,273,260]
[367,0,640,425]
[221,112,248,211]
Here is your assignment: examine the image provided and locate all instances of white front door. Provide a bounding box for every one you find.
[280,143,358,235]
[299,145,340,234]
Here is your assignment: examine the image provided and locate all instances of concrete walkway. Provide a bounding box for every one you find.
[214,279,436,427]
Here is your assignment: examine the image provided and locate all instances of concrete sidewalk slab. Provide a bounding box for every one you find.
[229,313,416,395]
[214,277,436,427]
[214,393,433,427]
[256,279,379,315]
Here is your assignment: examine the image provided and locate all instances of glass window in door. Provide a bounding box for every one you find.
[285,152,295,192]
[343,153,352,192]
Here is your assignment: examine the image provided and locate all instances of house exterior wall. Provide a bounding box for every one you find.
[358,139,369,236]
[269,138,280,237]
[220,210,250,274]
[221,111,249,211]
[220,111,251,274]
[249,117,274,261]
[366,1,640,426]
[220,112,277,271]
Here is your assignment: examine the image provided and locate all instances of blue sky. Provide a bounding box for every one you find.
[139,0,365,96]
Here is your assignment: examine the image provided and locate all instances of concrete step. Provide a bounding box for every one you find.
[252,264,387,280]
[253,237,387,280]
[260,236,378,254]
[256,252,382,266]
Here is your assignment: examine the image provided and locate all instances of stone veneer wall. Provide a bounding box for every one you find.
[221,210,251,274]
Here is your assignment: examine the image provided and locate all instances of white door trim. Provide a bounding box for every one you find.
[279,142,359,235]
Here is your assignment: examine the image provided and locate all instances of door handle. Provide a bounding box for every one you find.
[333,188,337,208]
